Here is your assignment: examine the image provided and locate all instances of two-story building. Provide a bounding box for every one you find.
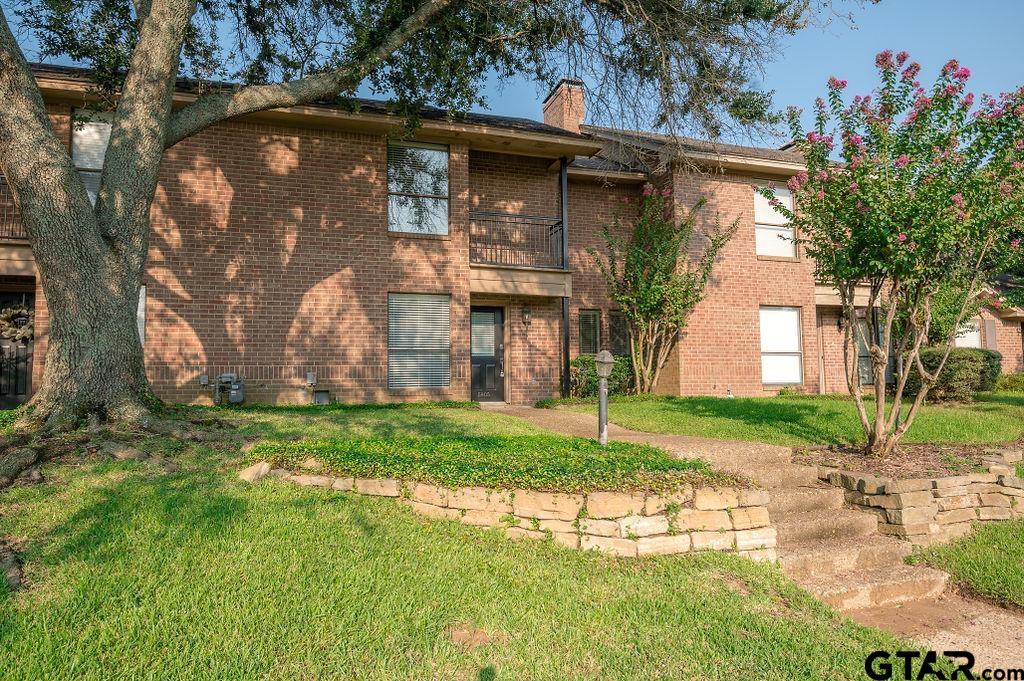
[0,67,1021,407]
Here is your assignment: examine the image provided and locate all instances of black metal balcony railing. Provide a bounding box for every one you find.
[0,177,28,240]
[469,212,565,269]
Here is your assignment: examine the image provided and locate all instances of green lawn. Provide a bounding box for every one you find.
[0,404,920,679]
[910,520,1024,610]
[560,393,1024,447]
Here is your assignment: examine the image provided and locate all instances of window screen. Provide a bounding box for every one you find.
[984,318,998,351]
[579,309,600,354]
[754,186,796,258]
[759,306,802,384]
[387,143,449,234]
[609,311,630,356]
[388,293,450,389]
[72,111,112,206]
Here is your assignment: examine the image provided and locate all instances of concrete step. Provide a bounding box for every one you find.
[804,564,949,611]
[779,535,912,581]
[768,486,845,517]
[743,464,820,489]
[775,508,878,545]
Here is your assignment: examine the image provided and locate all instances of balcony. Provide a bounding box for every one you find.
[469,212,565,270]
[468,211,571,298]
[0,178,27,241]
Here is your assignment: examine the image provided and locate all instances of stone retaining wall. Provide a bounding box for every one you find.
[819,450,1024,545]
[239,462,777,560]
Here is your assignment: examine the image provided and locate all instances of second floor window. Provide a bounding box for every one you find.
[72,110,112,206]
[754,186,795,258]
[387,142,449,235]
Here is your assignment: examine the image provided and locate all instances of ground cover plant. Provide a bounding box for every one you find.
[0,403,944,680]
[910,520,1024,609]
[253,434,720,494]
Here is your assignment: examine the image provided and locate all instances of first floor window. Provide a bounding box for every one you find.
[759,306,802,384]
[137,285,147,347]
[609,311,630,357]
[579,309,600,354]
[388,293,450,389]
[954,318,982,348]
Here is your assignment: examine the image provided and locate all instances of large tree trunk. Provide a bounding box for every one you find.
[28,243,153,430]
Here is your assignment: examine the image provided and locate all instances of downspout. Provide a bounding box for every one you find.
[560,157,571,398]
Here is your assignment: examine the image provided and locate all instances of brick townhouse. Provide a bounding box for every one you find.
[0,66,1020,407]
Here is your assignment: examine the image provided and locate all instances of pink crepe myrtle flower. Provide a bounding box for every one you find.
[1015,139,1024,151]
[828,76,848,89]
[896,51,910,65]
[875,50,894,70]
[894,154,910,169]
[942,59,960,76]
[1013,161,1024,171]
[953,66,971,80]
[962,92,975,109]
[661,187,672,197]
[1013,238,1022,249]
[849,181,860,192]
[898,233,908,242]
[857,201,869,214]
[817,190,826,200]
[815,170,829,181]
[847,133,863,146]
[642,184,654,196]
[901,63,921,82]
[952,193,966,208]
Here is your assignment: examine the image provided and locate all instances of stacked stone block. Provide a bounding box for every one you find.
[819,449,1023,545]
[239,462,776,560]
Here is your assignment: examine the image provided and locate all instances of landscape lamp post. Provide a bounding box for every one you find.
[594,350,614,446]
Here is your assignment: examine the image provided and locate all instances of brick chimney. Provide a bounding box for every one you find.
[542,79,586,134]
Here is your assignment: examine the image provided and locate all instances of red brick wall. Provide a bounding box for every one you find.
[670,168,820,397]
[979,307,1024,374]
[145,122,474,403]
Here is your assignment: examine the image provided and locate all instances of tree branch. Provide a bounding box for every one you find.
[164,0,455,147]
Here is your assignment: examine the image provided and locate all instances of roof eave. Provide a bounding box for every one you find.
[34,71,603,159]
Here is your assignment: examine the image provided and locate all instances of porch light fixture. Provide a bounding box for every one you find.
[594,350,614,446]
[522,307,532,326]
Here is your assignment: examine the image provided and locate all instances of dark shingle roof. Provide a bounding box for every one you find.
[583,124,803,165]
[30,63,590,141]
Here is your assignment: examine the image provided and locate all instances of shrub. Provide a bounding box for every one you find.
[997,373,1024,393]
[569,355,634,398]
[906,347,1002,402]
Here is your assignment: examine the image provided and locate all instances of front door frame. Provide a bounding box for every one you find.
[470,304,508,403]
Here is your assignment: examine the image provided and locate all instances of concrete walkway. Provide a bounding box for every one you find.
[492,404,1024,669]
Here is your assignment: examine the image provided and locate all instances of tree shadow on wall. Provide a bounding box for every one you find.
[145,125,467,400]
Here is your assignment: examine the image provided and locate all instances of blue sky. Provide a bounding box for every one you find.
[457,0,1024,144]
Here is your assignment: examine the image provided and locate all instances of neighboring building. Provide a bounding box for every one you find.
[1,67,1021,406]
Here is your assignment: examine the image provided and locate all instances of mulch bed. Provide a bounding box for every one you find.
[792,441,1018,480]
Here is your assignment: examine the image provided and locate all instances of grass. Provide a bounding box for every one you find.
[0,404,925,679]
[910,520,1024,610]
[555,392,1024,447]
[255,435,718,494]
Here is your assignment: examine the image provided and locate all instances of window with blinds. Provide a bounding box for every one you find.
[759,306,802,384]
[72,110,113,206]
[579,309,600,355]
[609,311,630,356]
[387,142,449,235]
[388,293,451,389]
[754,186,795,258]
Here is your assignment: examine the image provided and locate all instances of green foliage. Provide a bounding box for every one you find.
[253,435,719,494]
[569,355,634,398]
[905,347,1002,402]
[0,437,919,679]
[589,191,736,393]
[996,372,1024,392]
[12,0,808,138]
[911,520,1024,609]
[769,53,1024,451]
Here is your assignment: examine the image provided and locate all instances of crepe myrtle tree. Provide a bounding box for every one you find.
[590,187,737,394]
[764,51,1024,456]
[0,0,816,433]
